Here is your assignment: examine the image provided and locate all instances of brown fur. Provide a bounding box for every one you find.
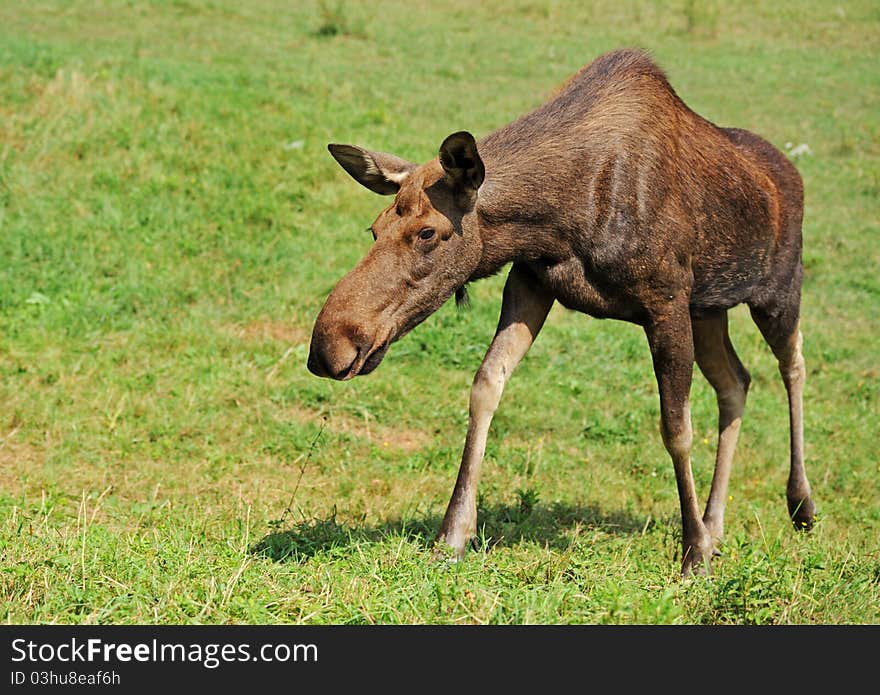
[308,49,816,576]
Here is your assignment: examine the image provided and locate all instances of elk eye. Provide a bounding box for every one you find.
[418,227,435,241]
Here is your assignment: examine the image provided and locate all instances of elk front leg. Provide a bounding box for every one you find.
[645,303,715,577]
[693,312,751,544]
[434,264,554,560]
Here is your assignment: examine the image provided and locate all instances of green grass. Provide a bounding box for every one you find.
[1,0,878,624]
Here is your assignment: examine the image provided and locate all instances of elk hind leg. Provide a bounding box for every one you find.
[750,306,816,531]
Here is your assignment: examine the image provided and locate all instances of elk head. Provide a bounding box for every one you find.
[307,132,485,380]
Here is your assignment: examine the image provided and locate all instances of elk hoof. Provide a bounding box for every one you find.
[680,540,717,578]
[788,497,817,532]
[431,533,470,564]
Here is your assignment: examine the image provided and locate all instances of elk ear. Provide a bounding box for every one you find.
[439,131,484,193]
[328,144,416,195]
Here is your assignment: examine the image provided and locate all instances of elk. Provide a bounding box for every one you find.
[307,48,816,576]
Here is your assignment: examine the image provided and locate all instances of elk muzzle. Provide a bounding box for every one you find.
[307,303,393,380]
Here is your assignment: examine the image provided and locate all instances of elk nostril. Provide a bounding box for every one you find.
[307,334,363,380]
[333,349,359,379]
[307,347,329,378]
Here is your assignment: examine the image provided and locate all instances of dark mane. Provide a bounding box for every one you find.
[479,48,676,159]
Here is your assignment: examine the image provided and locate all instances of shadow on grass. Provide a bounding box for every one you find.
[250,499,652,563]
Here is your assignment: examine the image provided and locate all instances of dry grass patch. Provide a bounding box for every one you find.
[222,318,309,345]
[0,436,45,494]
[283,405,430,454]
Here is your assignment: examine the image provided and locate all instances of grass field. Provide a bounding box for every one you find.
[1,0,878,624]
